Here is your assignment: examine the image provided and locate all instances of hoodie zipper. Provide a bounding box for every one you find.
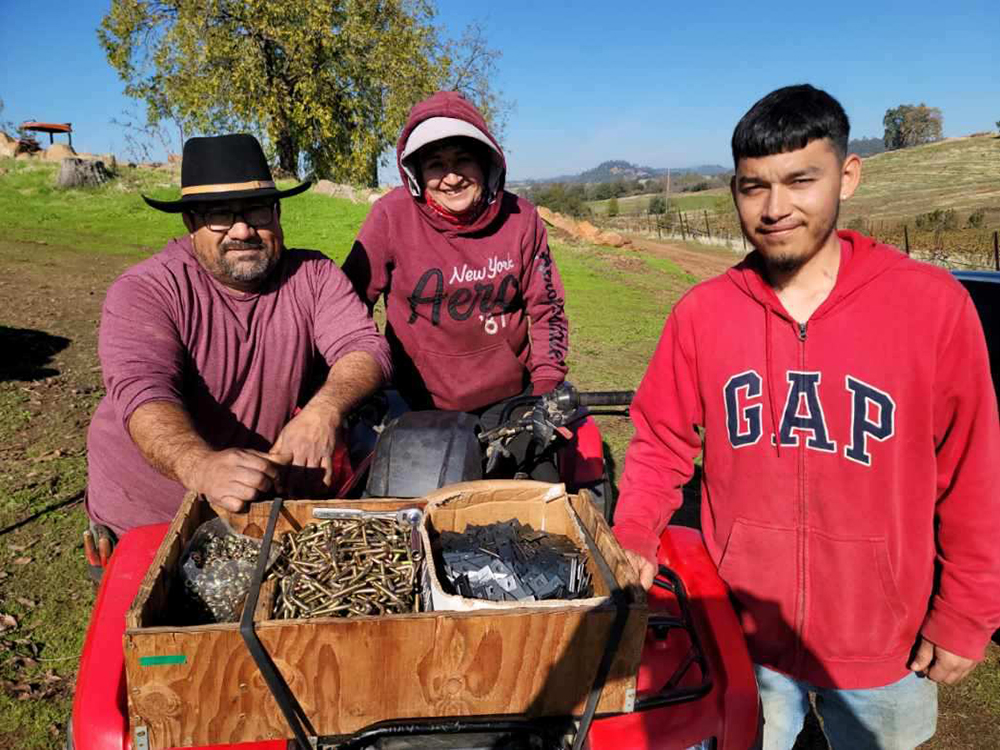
[795,320,808,673]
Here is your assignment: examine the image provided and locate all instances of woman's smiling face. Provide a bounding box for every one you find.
[419,139,485,214]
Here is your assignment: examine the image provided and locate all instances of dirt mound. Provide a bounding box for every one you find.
[43,144,77,162]
[313,180,384,204]
[537,206,631,248]
[0,132,17,158]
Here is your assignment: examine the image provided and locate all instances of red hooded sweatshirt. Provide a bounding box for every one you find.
[614,231,1000,689]
[342,92,569,412]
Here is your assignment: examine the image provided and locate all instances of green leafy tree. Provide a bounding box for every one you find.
[882,104,943,150]
[591,182,612,201]
[648,195,667,215]
[607,196,619,217]
[529,183,590,218]
[99,1,507,185]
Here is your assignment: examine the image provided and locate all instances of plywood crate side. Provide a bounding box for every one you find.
[124,485,648,749]
[417,483,647,715]
[570,490,645,598]
[126,606,637,749]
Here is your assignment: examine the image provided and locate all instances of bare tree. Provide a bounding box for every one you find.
[439,22,515,145]
[111,108,185,163]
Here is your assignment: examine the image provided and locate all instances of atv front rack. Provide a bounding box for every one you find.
[240,499,712,750]
[634,566,714,711]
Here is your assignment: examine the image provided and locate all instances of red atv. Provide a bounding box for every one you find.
[69,385,759,750]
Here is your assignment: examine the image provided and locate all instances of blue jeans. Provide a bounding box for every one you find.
[755,665,938,750]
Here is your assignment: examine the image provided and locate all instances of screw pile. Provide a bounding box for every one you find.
[268,517,421,619]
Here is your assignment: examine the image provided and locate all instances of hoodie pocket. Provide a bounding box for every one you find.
[716,519,800,666]
[807,530,907,661]
[414,341,524,411]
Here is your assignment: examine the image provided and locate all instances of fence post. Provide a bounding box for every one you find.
[704,210,711,240]
[656,216,662,239]
[994,230,999,271]
[680,212,687,242]
[904,224,910,256]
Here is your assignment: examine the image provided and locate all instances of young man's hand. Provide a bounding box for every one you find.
[623,549,657,590]
[271,405,341,496]
[188,448,290,512]
[909,637,978,685]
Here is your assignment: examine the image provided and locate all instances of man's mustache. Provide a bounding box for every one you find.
[222,240,265,252]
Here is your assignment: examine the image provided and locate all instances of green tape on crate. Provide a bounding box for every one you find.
[139,654,187,667]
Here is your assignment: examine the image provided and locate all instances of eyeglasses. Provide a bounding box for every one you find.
[197,204,276,232]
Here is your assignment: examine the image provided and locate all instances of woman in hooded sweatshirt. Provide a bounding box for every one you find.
[342,91,570,475]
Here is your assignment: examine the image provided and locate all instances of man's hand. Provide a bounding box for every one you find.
[623,549,657,590]
[271,404,341,496]
[187,448,291,513]
[909,637,978,685]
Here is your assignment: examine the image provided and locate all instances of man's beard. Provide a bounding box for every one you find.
[219,240,276,283]
[758,203,840,278]
[764,252,809,275]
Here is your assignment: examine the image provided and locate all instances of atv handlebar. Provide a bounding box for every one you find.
[578,391,634,407]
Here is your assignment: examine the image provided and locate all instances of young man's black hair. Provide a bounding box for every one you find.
[731,84,850,164]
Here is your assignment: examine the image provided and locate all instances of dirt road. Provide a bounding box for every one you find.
[626,235,744,279]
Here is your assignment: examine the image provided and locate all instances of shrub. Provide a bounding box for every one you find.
[915,208,957,231]
[648,195,667,215]
[967,209,985,229]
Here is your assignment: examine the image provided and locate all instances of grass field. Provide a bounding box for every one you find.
[0,157,998,749]
[0,159,370,260]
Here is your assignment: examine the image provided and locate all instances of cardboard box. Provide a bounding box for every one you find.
[123,481,647,749]
[421,483,615,612]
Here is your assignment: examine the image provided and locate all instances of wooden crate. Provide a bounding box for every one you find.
[123,481,648,749]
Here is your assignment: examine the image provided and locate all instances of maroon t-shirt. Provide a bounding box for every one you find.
[86,236,392,534]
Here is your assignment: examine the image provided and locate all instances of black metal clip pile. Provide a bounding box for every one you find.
[438,519,593,602]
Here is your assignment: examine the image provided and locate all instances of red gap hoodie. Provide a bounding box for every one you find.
[614,230,1000,689]
[342,92,569,412]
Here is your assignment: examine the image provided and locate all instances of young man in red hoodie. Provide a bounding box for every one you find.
[342,91,569,476]
[613,84,1000,748]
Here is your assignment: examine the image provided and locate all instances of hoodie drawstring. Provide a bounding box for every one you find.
[765,305,782,458]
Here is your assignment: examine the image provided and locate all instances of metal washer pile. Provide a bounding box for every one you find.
[437,519,593,602]
[182,531,260,623]
[268,517,421,619]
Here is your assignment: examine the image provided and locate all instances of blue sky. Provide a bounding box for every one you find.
[2,0,997,182]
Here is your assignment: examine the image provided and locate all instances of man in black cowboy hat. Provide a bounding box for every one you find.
[85,134,391,560]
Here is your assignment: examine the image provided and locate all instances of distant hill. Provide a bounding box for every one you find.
[514,159,730,186]
[840,135,1000,223]
[848,136,886,158]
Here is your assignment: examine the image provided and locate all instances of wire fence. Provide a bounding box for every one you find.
[600,209,1000,272]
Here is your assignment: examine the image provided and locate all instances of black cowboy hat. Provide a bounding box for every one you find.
[142,133,311,213]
